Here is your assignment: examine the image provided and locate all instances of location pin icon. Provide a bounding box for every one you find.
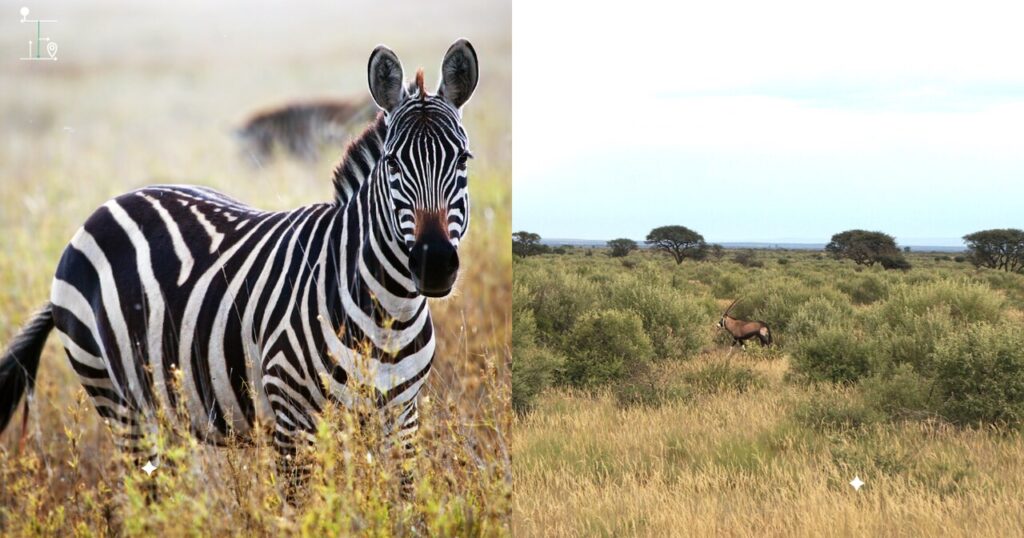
[47,41,57,59]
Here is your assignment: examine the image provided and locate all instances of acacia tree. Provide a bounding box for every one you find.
[513,231,548,257]
[963,229,1024,273]
[645,225,706,264]
[825,230,903,267]
[607,238,638,258]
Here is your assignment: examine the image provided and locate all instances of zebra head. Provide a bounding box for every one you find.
[367,39,478,298]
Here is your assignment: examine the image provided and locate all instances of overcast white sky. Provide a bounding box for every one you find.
[512,1,1024,245]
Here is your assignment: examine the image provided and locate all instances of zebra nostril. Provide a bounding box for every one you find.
[448,251,459,272]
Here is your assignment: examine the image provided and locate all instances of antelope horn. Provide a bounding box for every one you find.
[723,297,741,317]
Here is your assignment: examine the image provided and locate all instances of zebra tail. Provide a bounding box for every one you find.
[0,303,54,436]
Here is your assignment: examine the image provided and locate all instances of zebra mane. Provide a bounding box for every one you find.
[330,111,387,205]
[329,81,427,206]
[415,69,426,99]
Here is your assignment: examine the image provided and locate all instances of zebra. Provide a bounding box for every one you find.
[235,96,378,166]
[0,39,479,499]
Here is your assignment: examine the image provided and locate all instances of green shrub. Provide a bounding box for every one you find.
[732,250,764,268]
[512,310,564,413]
[879,254,913,271]
[861,364,934,420]
[873,279,1004,327]
[517,268,601,345]
[711,271,745,299]
[868,306,955,375]
[730,277,846,339]
[691,263,722,288]
[837,273,891,305]
[791,325,873,383]
[788,295,855,342]
[607,280,715,360]
[561,309,654,388]
[931,323,1024,428]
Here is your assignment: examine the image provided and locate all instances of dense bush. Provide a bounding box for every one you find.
[514,248,1024,429]
[515,268,600,344]
[787,295,855,342]
[562,309,653,388]
[931,323,1024,427]
[728,277,847,342]
[791,325,873,383]
[606,280,716,359]
[732,250,764,268]
[879,255,913,271]
[871,279,1004,327]
[837,273,891,304]
[512,309,563,413]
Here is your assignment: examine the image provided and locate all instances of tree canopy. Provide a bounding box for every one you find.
[825,230,903,267]
[513,231,549,257]
[645,225,707,264]
[963,229,1024,273]
[606,238,638,258]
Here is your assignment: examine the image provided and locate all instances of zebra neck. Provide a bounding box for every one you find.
[330,171,422,329]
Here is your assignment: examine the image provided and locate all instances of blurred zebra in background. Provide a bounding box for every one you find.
[0,39,478,500]
[236,96,378,165]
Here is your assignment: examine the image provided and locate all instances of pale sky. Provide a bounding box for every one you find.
[512,1,1024,246]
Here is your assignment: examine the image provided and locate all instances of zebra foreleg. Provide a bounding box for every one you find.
[270,412,316,505]
[109,413,162,503]
[388,400,420,500]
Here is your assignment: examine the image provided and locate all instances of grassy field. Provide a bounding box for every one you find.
[513,248,1024,537]
[0,2,510,535]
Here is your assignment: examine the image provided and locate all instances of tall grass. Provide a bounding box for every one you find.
[513,248,1024,536]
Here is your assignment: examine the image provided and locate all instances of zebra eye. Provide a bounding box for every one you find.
[386,157,400,175]
[457,152,472,170]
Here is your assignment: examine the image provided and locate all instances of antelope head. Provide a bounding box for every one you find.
[718,297,741,329]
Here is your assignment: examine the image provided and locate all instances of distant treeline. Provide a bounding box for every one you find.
[514,227,1024,274]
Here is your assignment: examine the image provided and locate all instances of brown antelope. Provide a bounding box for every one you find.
[717,298,773,347]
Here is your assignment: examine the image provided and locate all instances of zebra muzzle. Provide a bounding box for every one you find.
[408,237,459,298]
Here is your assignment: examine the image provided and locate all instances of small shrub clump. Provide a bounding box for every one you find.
[562,309,654,388]
[791,325,873,383]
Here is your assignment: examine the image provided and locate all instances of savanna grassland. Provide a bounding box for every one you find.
[0,2,510,536]
[513,247,1024,537]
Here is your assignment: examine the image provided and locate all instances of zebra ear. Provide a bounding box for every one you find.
[438,39,478,110]
[368,45,407,113]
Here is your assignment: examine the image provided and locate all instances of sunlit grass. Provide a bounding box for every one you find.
[513,249,1024,537]
[514,354,1024,537]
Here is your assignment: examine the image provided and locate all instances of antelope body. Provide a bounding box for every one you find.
[717,298,772,347]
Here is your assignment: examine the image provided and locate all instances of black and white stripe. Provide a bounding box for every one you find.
[0,40,479,497]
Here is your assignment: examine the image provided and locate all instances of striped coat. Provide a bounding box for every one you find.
[0,39,479,498]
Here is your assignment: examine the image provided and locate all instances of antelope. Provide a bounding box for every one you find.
[717,298,773,347]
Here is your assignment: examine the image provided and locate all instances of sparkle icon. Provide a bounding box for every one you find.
[850,476,864,491]
[142,460,158,476]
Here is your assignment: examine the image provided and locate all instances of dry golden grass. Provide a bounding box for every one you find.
[513,352,1024,537]
[0,2,510,535]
